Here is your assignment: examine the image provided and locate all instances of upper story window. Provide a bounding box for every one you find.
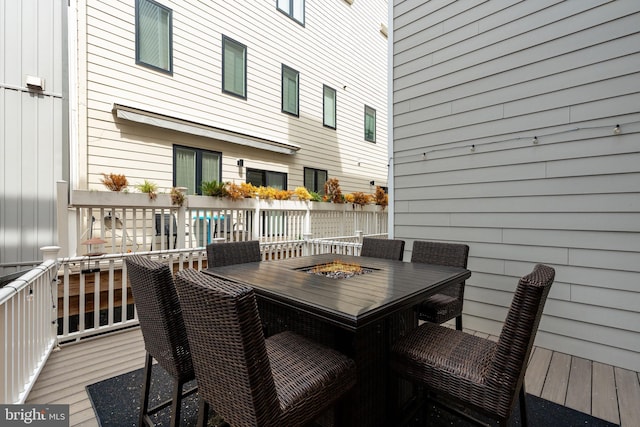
[247,169,288,190]
[277,0,305,25]
[222,36,247,99]
[304,167,327,195]
[365,105,376,143]
[282,65,299,117]
[135,0,172,73]
[173,145,221,195]
[323,85,337,129]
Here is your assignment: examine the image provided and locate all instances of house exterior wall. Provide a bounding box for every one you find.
[392,0,640,371]
[1,0,66,275]
[74,0,388,195]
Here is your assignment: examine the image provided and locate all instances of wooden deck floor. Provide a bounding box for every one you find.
[27,327,640,427]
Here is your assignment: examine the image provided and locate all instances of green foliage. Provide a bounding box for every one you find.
[201,180,227,197]
[135,180,158,200]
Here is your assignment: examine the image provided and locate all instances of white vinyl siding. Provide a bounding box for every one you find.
[323,85,336,129]
[80,0,388,200]
[222,36,247,98]
[392,0,640,372]
[136,0,172,73]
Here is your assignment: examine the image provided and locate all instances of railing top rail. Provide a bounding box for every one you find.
[0,259,58,305]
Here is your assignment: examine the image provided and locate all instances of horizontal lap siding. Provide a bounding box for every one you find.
[81,0,388,192]
[392,0,640,371]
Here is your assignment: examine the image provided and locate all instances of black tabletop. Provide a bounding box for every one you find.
[205,253,471,330]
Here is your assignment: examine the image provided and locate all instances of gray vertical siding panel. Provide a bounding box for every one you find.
[1,0,65,275]
[392,0,640,371]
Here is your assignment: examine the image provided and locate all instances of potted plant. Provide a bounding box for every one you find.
[136,180,158,201]
[100,173,128,192]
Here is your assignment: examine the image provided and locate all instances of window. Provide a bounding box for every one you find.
[365,105,376,142]
[277,0,304,25]
[323,85,336,129]
[222,36,247,98]
[282,65,299,116]
[135,0,172,73]
[304,167,327,195]
[173,146,221,195]
[247,169,288,190]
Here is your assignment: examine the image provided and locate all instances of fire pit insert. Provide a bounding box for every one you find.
[297,260,377,280]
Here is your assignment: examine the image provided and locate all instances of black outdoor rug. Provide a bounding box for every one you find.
[87,365,619,427]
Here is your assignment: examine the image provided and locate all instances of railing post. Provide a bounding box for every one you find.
[303,233,312,256]
[41,246,61,347]
[356,230,363,243]
[41,246,61,262]
[176,190,187,248]
[56,181,70,257]
[252,198,261,241]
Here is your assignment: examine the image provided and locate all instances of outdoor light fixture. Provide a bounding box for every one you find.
[370,180,375,186]
[237,159,244,167]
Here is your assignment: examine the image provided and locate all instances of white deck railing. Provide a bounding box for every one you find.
[61,184,388,257]
[2,236,379,404]
[0,252,59,404]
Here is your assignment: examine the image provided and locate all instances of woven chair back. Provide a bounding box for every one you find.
[125,255,193,381]
[488,263,555,418]
[206,240,261,268]
[175,269,281,426]
[360,237,405,261]
[410,240,469,298]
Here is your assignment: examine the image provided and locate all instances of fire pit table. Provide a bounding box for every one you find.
[205,253,471,427]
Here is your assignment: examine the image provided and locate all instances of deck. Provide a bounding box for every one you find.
[26,326,640,426]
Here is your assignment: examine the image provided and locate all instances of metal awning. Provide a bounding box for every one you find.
[112,103,300,155]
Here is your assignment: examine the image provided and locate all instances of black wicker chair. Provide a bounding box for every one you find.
[390,264,555,427]
[360,237,405,261]
[125,255,197,427]
[174,269,357,427]
[206,240,261,268]
[411,240,470,330]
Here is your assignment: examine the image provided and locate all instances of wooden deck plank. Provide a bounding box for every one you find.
[24,326,640,427]
[524,347,552,396]
[541,352,571,405]
[565,356,592,415]
[615,366,640,427]
[592,361,621,425]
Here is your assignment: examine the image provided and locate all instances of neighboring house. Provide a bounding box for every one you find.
[0,0,67,276]
[391,1,640,371]
[71,0,389,197]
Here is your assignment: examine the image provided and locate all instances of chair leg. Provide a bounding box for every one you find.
[519,384,528,427]
[455,315,463,330]
[139,352,153,427]
[170,378,183,427]
[197,397,209,427]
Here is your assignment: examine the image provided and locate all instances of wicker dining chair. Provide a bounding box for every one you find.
[360,237,405,261]
[390,264,555,427]
[174,268,357,427]
[206,240,261,268]
[125,255,197,427]
[411,240,470,330]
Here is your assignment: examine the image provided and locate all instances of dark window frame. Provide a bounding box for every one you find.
[246,168,288,190]
[135,0,173,74]
[173,145,222,195]
[323,85,337,129]
[222,35,248,99]
[281,64,300,117]
[276,0,305,26]
[304,167,328,195]
[364,105,376,143]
